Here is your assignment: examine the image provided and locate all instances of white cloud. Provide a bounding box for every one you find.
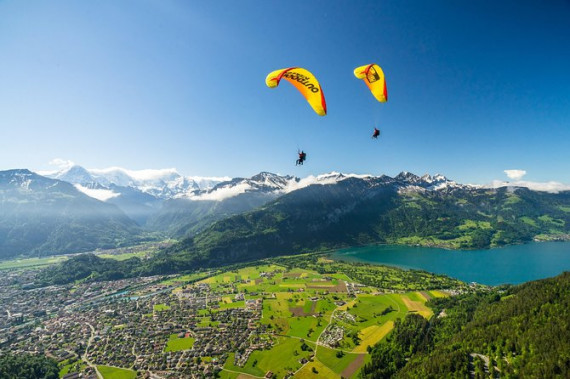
[283,174,336,193]
[187,172,370,201]
[504,169,527,180]
[38,158,75,175]
[89,167,179,182]
[283,172,371,193]
[489,180,570,193]
[49,158,75,170]
[189,182,252,201]
[74,184,120,201]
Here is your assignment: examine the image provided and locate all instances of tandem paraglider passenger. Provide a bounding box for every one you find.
[372,127,380,139]
[296,151,307,165]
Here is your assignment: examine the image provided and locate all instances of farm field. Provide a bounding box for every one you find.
[179,259,446,378]
[97,365,136,379]
[0,255,69,270]
[47,253,460,378]
[0,242,172,271]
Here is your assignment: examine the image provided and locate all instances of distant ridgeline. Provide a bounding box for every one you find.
[37,174,570,283]
[155,179,570,275]
[361,271,570,378]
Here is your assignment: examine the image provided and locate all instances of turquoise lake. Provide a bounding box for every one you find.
[331,242,570,286]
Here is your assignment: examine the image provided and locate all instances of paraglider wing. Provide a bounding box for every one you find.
[265,67,327,116]
[354,64,388,103]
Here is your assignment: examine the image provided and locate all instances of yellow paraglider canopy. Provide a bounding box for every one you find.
[265,67,327,116]
[354,64,388,103]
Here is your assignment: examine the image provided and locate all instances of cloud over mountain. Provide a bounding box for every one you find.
[491,180,570,193]
[505,169,527,180]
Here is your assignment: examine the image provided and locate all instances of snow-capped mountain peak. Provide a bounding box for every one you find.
[39,164,472,204]
[395,171,466,192]
[395,171,422,184]
[52,165,96,185]
[189,172,298,201]
[42,165,231,200]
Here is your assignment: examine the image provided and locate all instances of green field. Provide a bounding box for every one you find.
[286,316,326,342]
[97,365,136,379]
[406,292,424,302]
[164,333,195,352]
[0,255,68,270]
[97,251,148,261]
[428,290,448,298]
[153,304,171,311]
[224,336,314,377]
[160,257,453,378]
[316,345,364,374]
[59,361,86,377]
[162,271,218,286]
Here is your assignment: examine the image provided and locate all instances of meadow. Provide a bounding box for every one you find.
[97,365,136,379]
[185,260,442,378]
[0,255,68,270]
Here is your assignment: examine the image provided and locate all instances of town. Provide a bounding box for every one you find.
[0,256,473,378]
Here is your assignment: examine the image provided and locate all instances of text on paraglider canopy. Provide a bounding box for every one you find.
[283,72,320,93]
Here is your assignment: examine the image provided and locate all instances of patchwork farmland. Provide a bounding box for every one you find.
[190,262,450,378]
[2,253,471,378]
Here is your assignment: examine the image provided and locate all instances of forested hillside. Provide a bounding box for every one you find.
[161,183,570,271]
[0,353,58,379]
[361,271,570,378]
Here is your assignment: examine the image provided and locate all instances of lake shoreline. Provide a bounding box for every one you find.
[329,241,570,286]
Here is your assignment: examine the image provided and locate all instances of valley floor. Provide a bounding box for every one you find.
[0,254,475,378]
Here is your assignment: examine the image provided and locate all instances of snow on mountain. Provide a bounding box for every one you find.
[42,165,229,200]
[40,164,474,203]
[43,166,120,200]
[395,171,467,193]
[2,169,35,190]
[188,176,232,191]
[49,165,96,185]
[1,169,67,192]
[87,167,198,198]
[188,172,297,201]
[282,172,373,193]
[185,171,376,202]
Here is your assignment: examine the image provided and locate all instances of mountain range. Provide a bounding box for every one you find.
[2,166,570,263]
[0,170,144,259]
[158,172,570,272]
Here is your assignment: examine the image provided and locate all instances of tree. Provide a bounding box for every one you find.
[0,353,58,379]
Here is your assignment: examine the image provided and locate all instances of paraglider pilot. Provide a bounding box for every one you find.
[296,151,306,165]
[372,127,380,139]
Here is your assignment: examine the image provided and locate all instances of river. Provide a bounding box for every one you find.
[331,242,570,286]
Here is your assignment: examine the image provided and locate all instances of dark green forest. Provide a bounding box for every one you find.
[361,272,570,378]
[0,353,59,379]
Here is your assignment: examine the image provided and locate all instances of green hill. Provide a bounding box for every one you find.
[361,271,570,378]
[160,181,570,272]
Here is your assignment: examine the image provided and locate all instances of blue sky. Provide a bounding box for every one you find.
[1,0,569,185]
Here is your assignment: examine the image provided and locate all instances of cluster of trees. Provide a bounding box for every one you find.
[271,254,465,291]
[37,253,142,285]
[361,271,570,378]
[0,353,58,379]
